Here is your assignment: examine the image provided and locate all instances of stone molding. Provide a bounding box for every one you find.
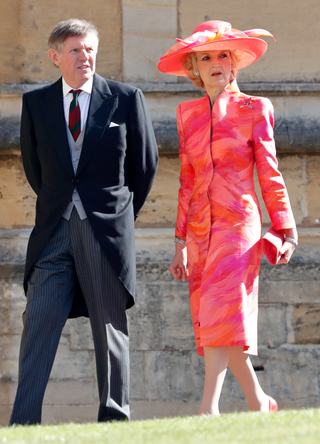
[134,82,320,96]
[1,227,319,265]
[1,82,320,97]
[0,82,319,154]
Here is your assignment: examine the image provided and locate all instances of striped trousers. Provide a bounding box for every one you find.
[10,209,130,425]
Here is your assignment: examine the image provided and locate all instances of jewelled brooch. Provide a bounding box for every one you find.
[240,98,253,109]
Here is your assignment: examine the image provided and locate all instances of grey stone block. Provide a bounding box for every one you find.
[0,294,25,335]
[258,304,288,348]
[0,115,20,152]
[0,265,26,335]
[143,351,203,403]
[0,334,20,380]
[259,261,320,282]
[0,264,25,289]
[0,231,29,264]
[167,351,201,402]
[251,345,320,403]
[144,351,171,401]
[42,403,99,425]
[259,256,320,304]
[65,318,94,351]
[130,351,146,400]
[43,380,95,405]
[161,282,195,351]
[50,336,94,380]
[259,280,320,304]
[221,369,247,403]
[130,400,201,420]
[136,263,173,282]
[129,283,163,351]
[189,351,205,398]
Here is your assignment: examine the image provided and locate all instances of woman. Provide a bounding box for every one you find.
[158,21,297,416]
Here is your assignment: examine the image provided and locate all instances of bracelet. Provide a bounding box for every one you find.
[174,236,186,247]
[285,236,298,247]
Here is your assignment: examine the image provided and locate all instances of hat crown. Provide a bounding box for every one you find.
[158,20,274,76]
[193,21,232,35]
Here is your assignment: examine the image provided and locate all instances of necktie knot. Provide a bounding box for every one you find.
[70,89,82,99]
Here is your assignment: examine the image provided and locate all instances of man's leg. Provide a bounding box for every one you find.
[10,219,76,425]
[70,212,130,421]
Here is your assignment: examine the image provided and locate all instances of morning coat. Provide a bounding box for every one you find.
[20,73,158,317]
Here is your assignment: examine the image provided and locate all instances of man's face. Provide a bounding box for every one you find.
[48,33,98,88]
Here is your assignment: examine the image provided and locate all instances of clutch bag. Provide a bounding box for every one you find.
[262,227,285,265]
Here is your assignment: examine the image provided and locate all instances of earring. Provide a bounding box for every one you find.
[231,64,234,69]
[194,70,199,76]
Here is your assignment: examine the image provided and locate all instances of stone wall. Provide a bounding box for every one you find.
[122,0,320,84]
[0,0,122,85]
[0,0,320,426]
[1,153,320,424]
[1,121,320,231]
[1,0,319,86]
[1,228,320,424]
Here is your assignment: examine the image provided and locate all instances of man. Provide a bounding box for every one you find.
[10,19,158,425]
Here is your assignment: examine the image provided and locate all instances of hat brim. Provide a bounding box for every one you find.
[158,37,268,76]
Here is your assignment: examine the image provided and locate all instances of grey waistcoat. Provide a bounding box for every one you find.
[62,122,87,220]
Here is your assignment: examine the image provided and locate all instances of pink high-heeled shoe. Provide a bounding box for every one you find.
[268,396,278,412]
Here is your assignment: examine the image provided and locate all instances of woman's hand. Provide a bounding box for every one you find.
[278,227,298,264]
[169,242,189,281]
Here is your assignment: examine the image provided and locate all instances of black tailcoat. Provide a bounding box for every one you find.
[20,73,158,316]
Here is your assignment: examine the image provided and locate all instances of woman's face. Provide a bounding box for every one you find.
[196,50,232,93]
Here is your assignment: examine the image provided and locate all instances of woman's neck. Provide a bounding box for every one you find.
[207,83,230,108]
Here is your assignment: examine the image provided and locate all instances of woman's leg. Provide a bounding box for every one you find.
[228,346,269,412]
[198,347,230,416]
[199,346,270,416]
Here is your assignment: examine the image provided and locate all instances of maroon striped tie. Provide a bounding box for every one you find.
[69,90,82,141]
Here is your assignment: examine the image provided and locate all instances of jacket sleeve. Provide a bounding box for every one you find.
[252,97,295,230]
[20,93,42,196]
[127,89,158,220]
[175,104,195,238]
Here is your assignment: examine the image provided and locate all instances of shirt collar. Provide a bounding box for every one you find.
[62,76,94,97]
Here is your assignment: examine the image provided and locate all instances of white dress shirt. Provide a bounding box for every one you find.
[62,76,93,132]
[62,77,93,221]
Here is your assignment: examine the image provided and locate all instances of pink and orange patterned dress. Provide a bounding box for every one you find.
[175,80,295,356]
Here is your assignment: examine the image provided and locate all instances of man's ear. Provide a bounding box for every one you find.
[48,48,61,66]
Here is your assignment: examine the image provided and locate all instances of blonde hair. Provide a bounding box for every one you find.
[182,50,239,89]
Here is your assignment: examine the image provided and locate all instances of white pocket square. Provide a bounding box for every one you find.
[109,122,119,127]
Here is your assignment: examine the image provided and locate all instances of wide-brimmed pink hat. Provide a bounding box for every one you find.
[158,20,275,76]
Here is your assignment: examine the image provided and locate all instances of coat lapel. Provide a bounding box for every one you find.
[41,78,74,177]
[211,80,240,124]
[77,74,118,175]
